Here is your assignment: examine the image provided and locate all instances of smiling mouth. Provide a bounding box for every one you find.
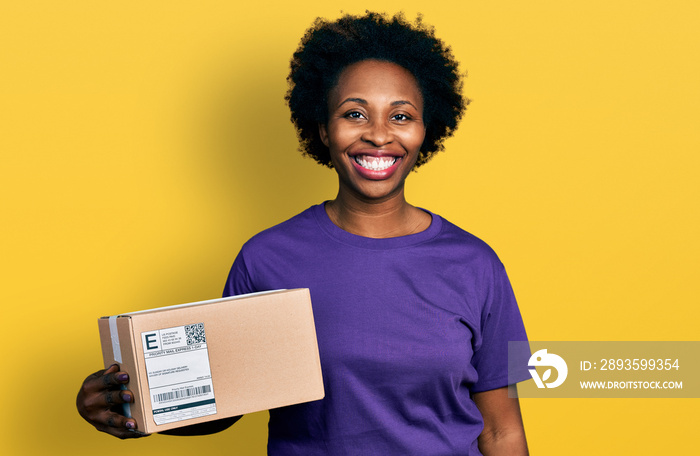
[353,155,398,171]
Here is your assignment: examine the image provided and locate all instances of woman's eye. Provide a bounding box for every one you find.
[392,114,410,121]
[345,111,364,119]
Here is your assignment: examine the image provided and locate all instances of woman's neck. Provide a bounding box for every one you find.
[324,191,431,239]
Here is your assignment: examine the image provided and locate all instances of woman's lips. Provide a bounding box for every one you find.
[350,153,403,180]
[354,155,397,171]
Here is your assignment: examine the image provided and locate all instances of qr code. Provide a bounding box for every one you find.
[185,323,206,344]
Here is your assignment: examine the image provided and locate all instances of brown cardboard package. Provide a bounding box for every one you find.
[98,288,324,434]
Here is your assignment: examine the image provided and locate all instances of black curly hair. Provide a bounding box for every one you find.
[286,11,467,169]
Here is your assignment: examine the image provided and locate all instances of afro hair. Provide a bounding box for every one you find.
[286,11,467,168]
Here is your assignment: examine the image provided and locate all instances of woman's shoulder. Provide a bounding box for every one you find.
[429,212,504,266]
[240,203,322,252]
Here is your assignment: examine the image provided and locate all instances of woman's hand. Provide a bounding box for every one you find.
[76,364,148,439]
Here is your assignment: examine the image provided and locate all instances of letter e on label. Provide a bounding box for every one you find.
[143,332,160,351]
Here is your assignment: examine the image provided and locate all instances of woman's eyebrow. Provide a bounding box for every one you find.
[337,97,367,108]
[337,98,418,110]
[391,100,418,110]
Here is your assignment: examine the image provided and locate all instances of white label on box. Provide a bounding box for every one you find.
[141,323,217,425]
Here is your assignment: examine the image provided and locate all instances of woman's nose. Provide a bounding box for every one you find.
[361,119,393,146]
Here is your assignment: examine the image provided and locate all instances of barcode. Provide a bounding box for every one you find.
[153,385,212,403]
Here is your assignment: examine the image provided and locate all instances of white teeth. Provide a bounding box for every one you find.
[354,156,397,171]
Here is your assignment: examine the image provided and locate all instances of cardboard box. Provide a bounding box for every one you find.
[98,288,324,434]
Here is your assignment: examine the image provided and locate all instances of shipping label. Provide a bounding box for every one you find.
[141,323,217,425]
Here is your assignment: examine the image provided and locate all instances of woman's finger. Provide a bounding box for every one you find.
[93,410,147,439]
[81,365,129,394]
[102,388,134,408]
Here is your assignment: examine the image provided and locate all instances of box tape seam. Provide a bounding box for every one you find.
[108,316,132,419]
[109,316,122,363]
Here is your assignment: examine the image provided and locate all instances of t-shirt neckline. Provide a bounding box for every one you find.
[311,202,443,250]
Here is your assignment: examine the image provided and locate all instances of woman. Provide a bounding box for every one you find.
[77,12,530,455]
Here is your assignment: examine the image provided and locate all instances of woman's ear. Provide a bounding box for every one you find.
[318,123,329,147]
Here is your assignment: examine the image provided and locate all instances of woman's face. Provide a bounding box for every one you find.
[319,59,426,203]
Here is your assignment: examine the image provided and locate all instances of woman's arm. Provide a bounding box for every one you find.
[159,416,240,436]
[472,385,528,456]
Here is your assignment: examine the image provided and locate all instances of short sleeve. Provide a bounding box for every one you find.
[222,247,257,298]
[470,261,529,393]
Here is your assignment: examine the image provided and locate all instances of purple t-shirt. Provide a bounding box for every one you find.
[223,203,528,455]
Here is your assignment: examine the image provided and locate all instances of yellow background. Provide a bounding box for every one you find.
[2,1,698,454]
